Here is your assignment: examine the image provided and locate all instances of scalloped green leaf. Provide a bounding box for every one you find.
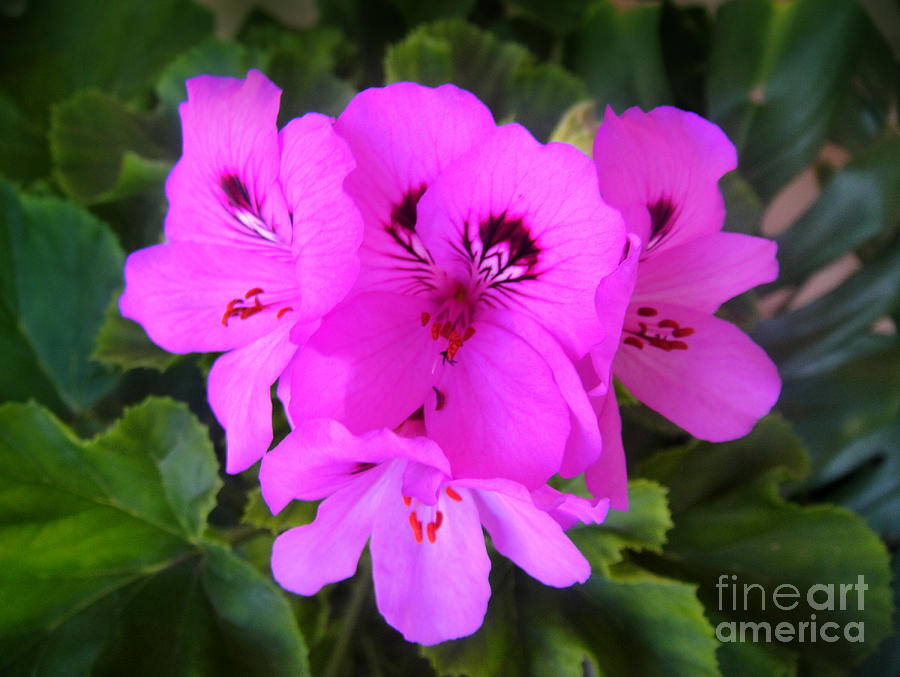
[92,294,179,372]
[384,19,585,140]
[638,415,808,513]
[0,399,309,677]
[50,90,171,204]
[0,89,49,183]
[1,184,123,411]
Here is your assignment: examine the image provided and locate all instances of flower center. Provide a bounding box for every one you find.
[220,173,284,244]
[622,305,694,351]
[220,286,294,326]
[402,486,462,545]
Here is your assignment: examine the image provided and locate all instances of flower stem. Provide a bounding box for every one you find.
[323,557,372,677]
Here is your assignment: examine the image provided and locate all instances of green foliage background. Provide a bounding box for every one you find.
[0,0,898,675]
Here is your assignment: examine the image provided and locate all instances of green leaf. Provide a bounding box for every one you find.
[0,399,309,676]
[638,415,809,513]
[155,39,264,111]
[567,1,672,113]
[0,0,213,121]
[92,293,179,372]
[569,479,673,575]
[549,100,598,156]
[708,0,867,200]
[50,90,171,204]
[0,183,124,411]
[754,235,900,377]
[776,135,900,286]
[546,564,720,677]
[384,19,585,140]
[0,89,50,183]
[242,487,317,534]
[660,485,893,671]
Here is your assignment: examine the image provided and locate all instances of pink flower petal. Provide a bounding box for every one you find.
[585,389,629,511]
[593,106,736,255]
[589,232,642,397]
[287,291,436,433]
[486,310,602,479]
[279,113,363,319]
[119,241,299,353]
[425,321,570,488]
[165,70,292,247]
[615,303,781,441]
[462,478,590,587]
[370,478,491,646]
[531,485,611,530]
[260,420,450,511]
[207,321,300,474]
[632,231,778,313]
[334,83,495,295]
[270,467,389,596]
[415,123,627,358]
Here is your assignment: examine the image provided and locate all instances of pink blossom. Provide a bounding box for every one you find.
[119,70,363,473]
[260,419,605,645]
[585,106,782,507]
[285,83,628,488]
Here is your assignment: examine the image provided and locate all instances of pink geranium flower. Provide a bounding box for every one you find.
[285,83,628,488]
[585,106,782,508]
[259,419,606,646]
[120,70,363,472]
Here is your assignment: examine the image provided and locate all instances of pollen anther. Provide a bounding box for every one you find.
[421,312,431,326]
[409,512,423,544]
[446,487,462,502]
[276,306,293,319]
[637,307,658,316]
[624,336,644,349]
[244,287,264,299]
[426,522,437,544]
[403,495,412,507]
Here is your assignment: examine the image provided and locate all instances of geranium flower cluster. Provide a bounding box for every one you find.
[121,70,781,645]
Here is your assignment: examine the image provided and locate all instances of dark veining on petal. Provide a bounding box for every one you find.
[221,173,254,211]
[478,213,541,272]
[351,462,377,475]
[647,197,676,248]
[390,184,427,233]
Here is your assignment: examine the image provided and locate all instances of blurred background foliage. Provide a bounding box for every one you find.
[0,0,898,675]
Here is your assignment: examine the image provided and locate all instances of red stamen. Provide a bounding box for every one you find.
[403,496,411,507]
[463,326,476,341]
[670,340,689,350]
[446,487,462,502]
[446,344,460,360]
[244,287,264,299]
[239,305,263,319]
[624,336,644,349]
[440,321,453,339]
[276,306,293,319]
[426,522,436,544]
[658,319,679,329]
[649,337,672,351]
[409,512,423,544]
[673,327,694,338]
[637,307,658,316]
[434,511,443,530]
[421,312,431,326]
[431,322,441,340]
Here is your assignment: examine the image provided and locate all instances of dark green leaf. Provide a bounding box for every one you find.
[50,90,171,204]
[547,564,720,677]
[241,487,317,534]
[570,479,673,575]
[708,0,867,200]
[0,399,309,677]
[0,90,50,183]
[0,0,213,121]
[778,341,900,478]
[638,415,808,513]
[155,39,264,111]
[567,1,672,113]
[1,184,124,411]
[384,20,584,140]
[754,235,900,376]
[776,135,900,286]
[92,294,179,372]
